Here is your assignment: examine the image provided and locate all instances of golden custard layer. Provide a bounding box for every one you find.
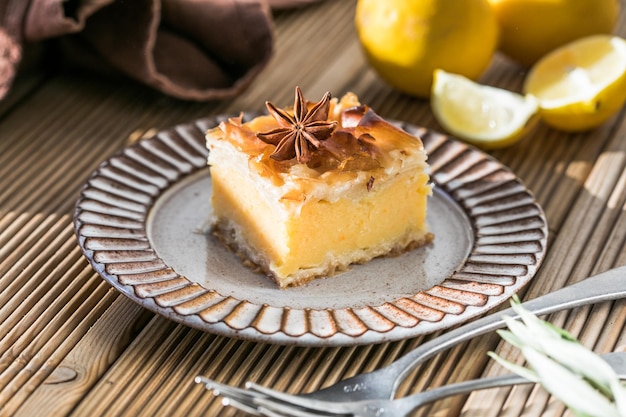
[206,92,433,288]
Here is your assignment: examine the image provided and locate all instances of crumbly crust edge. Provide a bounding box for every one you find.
[211,218,434,289]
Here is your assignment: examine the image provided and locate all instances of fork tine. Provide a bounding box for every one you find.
[222,397,264,416]
[195,376,263,411]
[254,397,344,417]
[256,405,299,417]
[246,382,348,413]
[256,406,289,417]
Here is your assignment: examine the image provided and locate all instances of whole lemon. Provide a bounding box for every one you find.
[488,0,620,67]
[355,0,499,98]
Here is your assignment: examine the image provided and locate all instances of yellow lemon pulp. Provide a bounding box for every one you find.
[488,0,619,67]
[431,70,538,149]
[524,35,626,132]
[355,0,498,98]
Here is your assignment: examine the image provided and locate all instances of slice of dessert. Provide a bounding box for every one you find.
[206,87,433,288]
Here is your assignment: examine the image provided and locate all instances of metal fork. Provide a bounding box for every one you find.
[197,352,626,417]
[195,266,626,414]
[245,351,626,416]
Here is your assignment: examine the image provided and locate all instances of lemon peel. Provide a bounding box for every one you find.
[524,35,626,132]
[355,0,498,98]
[487,0,620,67]
[430,70,538,149]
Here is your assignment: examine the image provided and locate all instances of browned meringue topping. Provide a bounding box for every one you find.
[208,91,427,192]
[257,86,337,163]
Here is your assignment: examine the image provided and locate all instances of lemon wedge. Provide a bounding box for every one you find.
[431,69,539,149]
[524,35,626,132]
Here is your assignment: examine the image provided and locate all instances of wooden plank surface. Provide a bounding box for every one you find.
[0,0,625,416]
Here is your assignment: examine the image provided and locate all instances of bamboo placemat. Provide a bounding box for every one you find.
[0,1,625,416]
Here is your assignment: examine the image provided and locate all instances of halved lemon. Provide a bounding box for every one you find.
[431,69,539,149]
[524,35,626,132]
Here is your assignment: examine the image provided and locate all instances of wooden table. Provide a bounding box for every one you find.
[1,1,625,416]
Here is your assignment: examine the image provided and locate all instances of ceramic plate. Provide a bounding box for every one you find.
[73,114,548,346]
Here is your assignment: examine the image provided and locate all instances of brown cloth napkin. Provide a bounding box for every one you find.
[0,0,316,102]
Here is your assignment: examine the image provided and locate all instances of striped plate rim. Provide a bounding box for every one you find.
[73,114,548,346]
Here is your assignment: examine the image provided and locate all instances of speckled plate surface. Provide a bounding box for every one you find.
[73,114,548,346]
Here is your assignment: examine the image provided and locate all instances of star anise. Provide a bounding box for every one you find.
[257,86,337,163]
